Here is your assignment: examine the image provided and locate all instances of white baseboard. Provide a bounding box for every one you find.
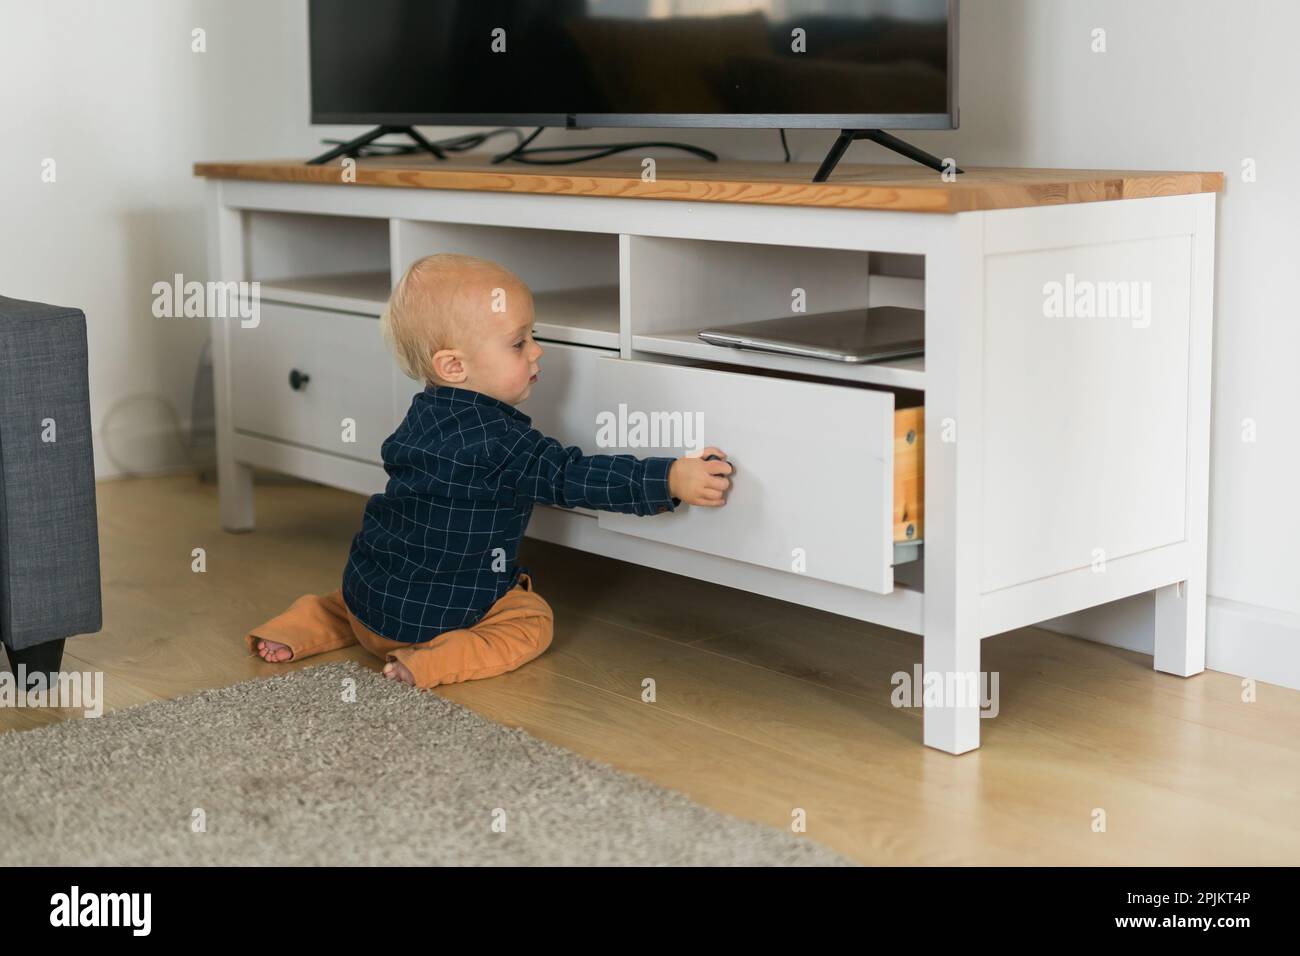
[1042,595,1300,691]
[1203,598,1300,691]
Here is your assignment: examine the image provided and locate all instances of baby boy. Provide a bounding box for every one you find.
[246,254,732,688]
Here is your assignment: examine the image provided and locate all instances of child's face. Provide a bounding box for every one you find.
[467,296,544,405]
[432,276,544,405]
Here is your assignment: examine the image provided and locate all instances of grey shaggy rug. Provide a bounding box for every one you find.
[0,662,853,866]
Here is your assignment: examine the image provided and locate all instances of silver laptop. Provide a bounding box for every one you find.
[697,307,925,364]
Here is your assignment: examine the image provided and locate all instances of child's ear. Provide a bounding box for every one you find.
[431,348,466,384]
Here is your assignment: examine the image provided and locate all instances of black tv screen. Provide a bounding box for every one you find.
[309,0,957,130]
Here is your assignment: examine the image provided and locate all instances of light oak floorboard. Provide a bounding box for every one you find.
[3,475,1295,865]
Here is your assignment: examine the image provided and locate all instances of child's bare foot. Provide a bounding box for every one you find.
[382,659,415,686]
[256,639,293,663]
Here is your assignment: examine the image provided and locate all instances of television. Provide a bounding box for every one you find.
[307,0,959,178]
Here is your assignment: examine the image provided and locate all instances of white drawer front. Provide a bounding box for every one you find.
[230,301,397,462]
[518,342,609,449]
[594,358,897,593]
[518,341,611,517]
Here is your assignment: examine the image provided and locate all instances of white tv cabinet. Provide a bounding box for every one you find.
[197,157,1221,754]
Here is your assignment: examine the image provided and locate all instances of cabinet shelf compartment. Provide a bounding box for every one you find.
[257,270,391,317]
[626,237,926,389]
[532,285,619,349]
[245,211,389,298]
[393,220,620,350]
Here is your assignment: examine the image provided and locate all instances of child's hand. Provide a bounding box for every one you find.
[668,447,733,507]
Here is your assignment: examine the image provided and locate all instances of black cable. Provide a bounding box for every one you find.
[490,127,546,163]
[779,128,791,162]
[502,142,719,164]
[435,127,526,152]
[491,127,718,165]
[317,127,524,159]
[321,125,719,166]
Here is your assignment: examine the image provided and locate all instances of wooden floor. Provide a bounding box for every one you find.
[5,473,1298,865]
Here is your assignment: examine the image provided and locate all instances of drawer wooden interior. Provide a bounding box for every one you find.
[592,356,924,594]
[894,406,924,544]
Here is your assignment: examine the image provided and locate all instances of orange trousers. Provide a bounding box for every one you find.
[243,573,554,689]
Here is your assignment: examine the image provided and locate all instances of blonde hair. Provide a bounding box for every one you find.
[380,253,527,385]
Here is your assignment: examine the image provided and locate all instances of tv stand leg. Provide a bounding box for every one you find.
[813,129,964,183]
[922,212,982,754]
[306,126,448,166]
[1155,192,1213,679]
[218,458,256,533]
[922,616,982,754]
[1154,580,1207,677]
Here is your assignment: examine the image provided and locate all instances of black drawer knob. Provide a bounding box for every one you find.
[289,368,311,391]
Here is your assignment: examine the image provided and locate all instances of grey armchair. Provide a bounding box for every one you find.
[0,295,102,684]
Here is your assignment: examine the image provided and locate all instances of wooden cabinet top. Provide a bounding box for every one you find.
[193,155,1223,214]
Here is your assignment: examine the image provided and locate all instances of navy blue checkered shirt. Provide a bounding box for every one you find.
[342,384,680,643]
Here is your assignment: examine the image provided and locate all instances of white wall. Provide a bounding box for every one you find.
[3,0,1295,685]
[931,0,1300,689]
[0,0,361,476]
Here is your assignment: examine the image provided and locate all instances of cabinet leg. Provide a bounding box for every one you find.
[922,211,986,755]
[218,458,256,532]
[922,623,982,754]
[1154,579,1206,677]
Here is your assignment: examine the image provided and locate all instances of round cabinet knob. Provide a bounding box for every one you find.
[289,368,311,391]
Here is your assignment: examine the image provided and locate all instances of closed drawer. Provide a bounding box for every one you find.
[230,301,396,461]
[518,341,609,449]
[518,341,613,517]
[594,357,923,594]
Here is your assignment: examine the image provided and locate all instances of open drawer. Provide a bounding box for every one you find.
[594,357,923,595]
